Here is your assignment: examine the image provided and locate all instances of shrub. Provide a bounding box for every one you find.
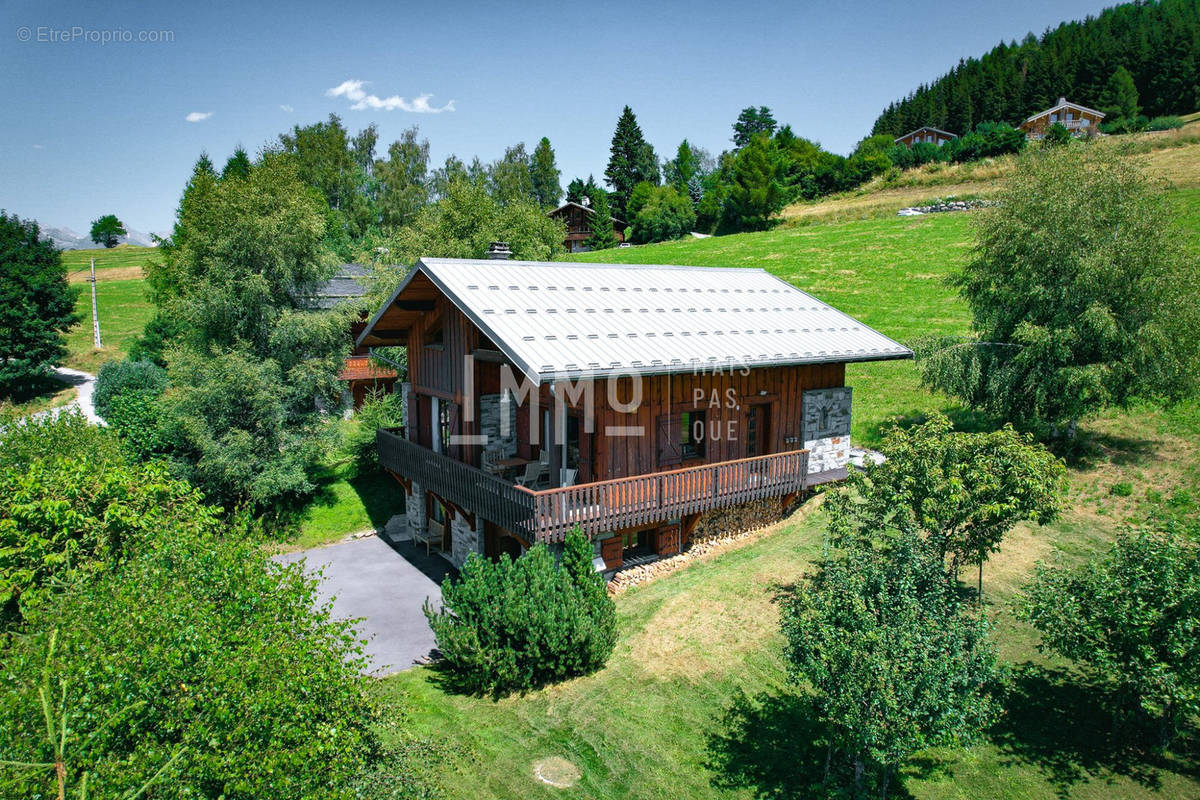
[425,528,616,697]
[1021,528,1200,743]
[1044,122,1073,146]
[1147,115,1185,131]
[629,184,696,244]
[105,389,169,460]
[0,519,379,799]
[93,358,167,419]
[346,386,403,475]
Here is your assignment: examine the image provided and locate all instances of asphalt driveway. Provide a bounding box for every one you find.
[276,528,451,676]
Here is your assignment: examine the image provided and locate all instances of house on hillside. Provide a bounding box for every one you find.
[1020,97,1105,139]
[894,127,958,148]
[307,263,399,409]
[547,200,628,253]
[357,252,912,574]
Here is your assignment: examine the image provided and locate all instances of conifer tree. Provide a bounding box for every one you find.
[530,137,562,208]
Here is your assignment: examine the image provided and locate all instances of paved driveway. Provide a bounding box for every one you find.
[277,529,451,675]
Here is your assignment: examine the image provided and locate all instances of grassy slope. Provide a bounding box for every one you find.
[381,188,1200,799]
[781,121,1200,225]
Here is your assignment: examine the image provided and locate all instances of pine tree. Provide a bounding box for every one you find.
[584,190,619,251]
[1100,65,1140,121]
[530,137,562,208]
[604,106,655,220]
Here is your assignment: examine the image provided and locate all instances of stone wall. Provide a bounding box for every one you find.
[406,480,426,537]
[802,387,852,474]
[479,392,516,458]
[402,382,415,440]
[448,513,483,568]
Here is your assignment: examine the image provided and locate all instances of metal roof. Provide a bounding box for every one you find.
[895,126,958,141]
[547,200,628,227]
[358,258,913,384]
[302,263,370,310]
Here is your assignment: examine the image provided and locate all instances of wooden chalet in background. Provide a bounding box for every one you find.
[547,201,628,253]
[306,263,399,409]
[893,126,957,148]
[1020,97,1105,139]
[358,251,911,575]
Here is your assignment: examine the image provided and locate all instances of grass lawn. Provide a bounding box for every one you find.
[60,244,158,282]
[0,374,76,417]
[64,277,156,373]
[380,183,1200,799]
[288,460,407,551]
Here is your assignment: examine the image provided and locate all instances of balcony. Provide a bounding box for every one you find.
[376,428,810,543]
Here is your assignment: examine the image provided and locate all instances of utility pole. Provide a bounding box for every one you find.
[90,257,102,349]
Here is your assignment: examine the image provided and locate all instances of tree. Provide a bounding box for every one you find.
[488,143,536,205]
[919,147,1200,437]
[629,184,696,244]
[88,214,126,248]
[781,522,999,797]
[530,137,562,208]
[584,189,620,251]
[375,126,430,228]
[566,175,603,205]
[0,213,78,397]
[720,133,785,232]
[277,113,371,239]
[221,147,252,180]
[604,106,658,219]
[1100,65,1140,121]
[424,528,616,697]
[1022,529,1200,744]
[732,105,777,149]
[851,414,1065,593]
[146,153,347,512]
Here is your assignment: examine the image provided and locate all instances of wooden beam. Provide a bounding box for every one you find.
[393,300,436,311]
[470,348,508,363]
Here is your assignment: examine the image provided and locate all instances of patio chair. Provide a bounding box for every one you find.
[481,450,501,475]
[516,461,543,489]
[560,468,578,487]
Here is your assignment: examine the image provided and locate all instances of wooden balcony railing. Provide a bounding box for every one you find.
[377,428,809,543]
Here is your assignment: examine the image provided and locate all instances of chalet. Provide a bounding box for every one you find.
[358,255,912,574]
[306,263,399,409]
[547,201,628,253]
[1020,97,1105,139]
[894,127,957,148]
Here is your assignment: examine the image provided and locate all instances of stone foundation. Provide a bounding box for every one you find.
[448,513,483,568]
[478,392,516,458]
[406,480,426,536]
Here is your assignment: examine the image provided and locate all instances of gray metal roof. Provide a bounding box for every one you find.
[360,258,912,384]
[301,263,370,310]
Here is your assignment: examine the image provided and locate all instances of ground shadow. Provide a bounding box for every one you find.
[864,406,1004,443]
[704,690,940,799]
[376,526,455,586]
[991,662,1199,798]
[1054,427,1159,470]
[348,469,408,530]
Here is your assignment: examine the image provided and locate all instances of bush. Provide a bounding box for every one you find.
[346,386,403,475]
[425,528,616,697]
[93,358,167,419]
[0,520,379,798]
[1044,122,1073,146]
[629,184,696,243]
[1147,115,1185,131]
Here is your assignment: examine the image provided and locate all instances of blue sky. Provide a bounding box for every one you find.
[2,0,1108,235]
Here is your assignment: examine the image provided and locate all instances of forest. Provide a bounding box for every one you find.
[872,0,1200,137]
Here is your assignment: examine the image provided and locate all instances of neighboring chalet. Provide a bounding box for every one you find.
[1020,97,1105,139]
[547,201,628,253]
[894,126,957,148]
[358,253,912,574]
[306,263,399,409]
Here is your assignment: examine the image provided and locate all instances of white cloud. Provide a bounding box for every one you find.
[280,104,294,112]
[32,144,44,150]
[185,111,213,123]
[326,79,455,113]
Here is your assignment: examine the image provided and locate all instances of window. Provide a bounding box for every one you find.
[658,411,706,466]
[438,400,452,454]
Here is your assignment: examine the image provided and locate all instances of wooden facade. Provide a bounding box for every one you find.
[1020,98,1105,139]
[547,201,628,253]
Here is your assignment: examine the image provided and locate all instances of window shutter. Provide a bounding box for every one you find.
[658,415,682,466]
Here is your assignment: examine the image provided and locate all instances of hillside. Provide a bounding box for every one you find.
[780,120,1200,224]
[873,0,1200,138]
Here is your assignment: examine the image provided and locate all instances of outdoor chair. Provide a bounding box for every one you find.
[516,461,543,489]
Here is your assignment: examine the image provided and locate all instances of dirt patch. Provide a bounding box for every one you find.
[533,757,581,788]
[68,266,145,283]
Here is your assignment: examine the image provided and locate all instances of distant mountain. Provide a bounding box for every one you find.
[38,223,162,250]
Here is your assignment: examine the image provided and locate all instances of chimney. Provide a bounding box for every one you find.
[486,241,512,260]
